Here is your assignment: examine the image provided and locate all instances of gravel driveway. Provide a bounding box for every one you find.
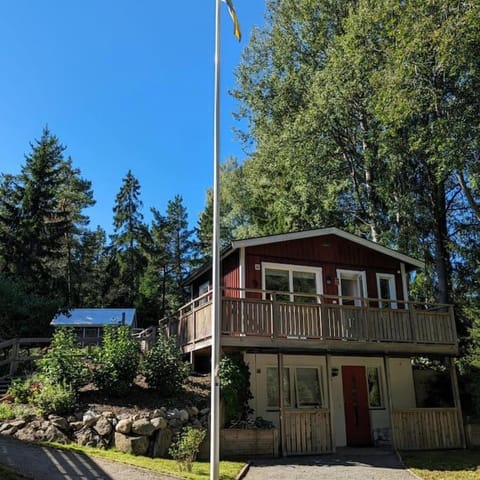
[244,448,419,480]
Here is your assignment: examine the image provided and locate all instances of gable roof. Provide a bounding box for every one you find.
[231,227,424,269]
[186,227,424,284]
[51,308,136,327]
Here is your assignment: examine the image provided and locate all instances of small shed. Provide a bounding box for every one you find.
[51,308,137,346]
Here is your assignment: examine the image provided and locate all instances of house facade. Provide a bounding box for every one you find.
[171,228,464,455]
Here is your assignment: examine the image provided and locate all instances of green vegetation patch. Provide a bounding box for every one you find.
[43,442,245,480]
[401,449,480,480]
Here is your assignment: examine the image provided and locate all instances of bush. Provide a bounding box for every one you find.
[37,327,89,392]
[7,374,43,404]
[32,380,76,416]
[0,403,16,421]
[169,427,206,472]
[142,333,188,395]
[220,355,253,425]
[93,325,140,396]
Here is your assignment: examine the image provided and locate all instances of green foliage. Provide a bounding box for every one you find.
[37,327,89,392]
[142,333,188,395]
[0,403,16,421]
[32,379,77,416]
[169,427,206,472]
[8,374,44,404]
[93,325,140,396]
[219,355,253,425]
[0,274,59,338]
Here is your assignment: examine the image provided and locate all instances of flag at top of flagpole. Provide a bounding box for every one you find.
[222,0,241,41]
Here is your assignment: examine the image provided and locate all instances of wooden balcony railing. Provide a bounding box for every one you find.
[173,288,457,350]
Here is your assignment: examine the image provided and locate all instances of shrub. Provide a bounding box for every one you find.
[0,403,16,421]
[169,427,206,472]
[219,355,253,425]
[142,333,188,395]
[8,374,43,404]
[32,380,76,416]
[93,325,140,396]
[37,327,89,392]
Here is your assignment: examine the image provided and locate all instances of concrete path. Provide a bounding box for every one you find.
[244,447,419,480]
[0,435,179,480]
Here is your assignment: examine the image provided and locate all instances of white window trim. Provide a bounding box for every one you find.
[261,262,323,302]
[376,273,397,309]
[336,269,367,306]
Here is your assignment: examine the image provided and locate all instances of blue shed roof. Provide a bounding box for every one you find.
[51,308,136,327]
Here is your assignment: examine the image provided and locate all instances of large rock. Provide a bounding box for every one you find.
[150,417,167,431]
[178,409,189,423]
[75,426,106,449]
[49,416,69,432]
[15,424,44,442]
[131,418,155,436]
[94,416,113,436]
[83,410,99,427]
[151,428,173,458]
[44,425,69,444]
[115,418,132,434]
[114,432,149,456]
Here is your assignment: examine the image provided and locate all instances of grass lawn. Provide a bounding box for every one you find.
[45,442,245,480]
[401,449,480,480]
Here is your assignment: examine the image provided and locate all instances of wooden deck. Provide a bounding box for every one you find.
[173,290,458,355]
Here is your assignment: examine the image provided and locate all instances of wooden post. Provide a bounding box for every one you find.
[448,357,466,448]
[9,339,19,376]
[326,354,336,452]
[383,355,396,450]
[278,352,286,457]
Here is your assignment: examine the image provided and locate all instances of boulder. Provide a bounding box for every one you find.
[150,417,167,431]
[115,418,132,434]
[75,426,102,447]
[83,410,99,427]
[114,432,149,456]
[49,416,69,432]
[94,416,113,436]
[151,409,166,419]
[131,418,155,436]
[44,425,69,444]
[151,428,173,458]
[178,410,189,423]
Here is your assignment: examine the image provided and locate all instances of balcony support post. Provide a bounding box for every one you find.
[325,354,336,452]
[448,357,466,448]
[278,351,286,457]
[383,355,396,450]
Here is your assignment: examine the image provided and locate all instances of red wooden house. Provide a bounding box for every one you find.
[171,227,464,455]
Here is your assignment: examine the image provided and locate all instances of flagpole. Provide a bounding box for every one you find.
[210,0,221,478]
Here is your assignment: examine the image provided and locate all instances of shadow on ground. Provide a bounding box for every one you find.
[0,436,113,480]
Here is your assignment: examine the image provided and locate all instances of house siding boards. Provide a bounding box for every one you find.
[244,235,405,301]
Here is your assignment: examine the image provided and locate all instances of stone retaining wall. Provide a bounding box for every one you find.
[0,405,209,458]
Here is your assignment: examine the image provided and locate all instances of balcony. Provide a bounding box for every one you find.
[172,289,458,356]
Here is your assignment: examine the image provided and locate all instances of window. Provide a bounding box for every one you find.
[367,367,383,408]
[267,366,323,409]
[263,263,322,303]
[198,281,210,304]
[296,367,322,407]
[267,367,291,408]
[337,270,367,306]
[376,273,397,309]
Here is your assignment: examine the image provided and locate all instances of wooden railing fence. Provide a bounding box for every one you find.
[176,288,457,348]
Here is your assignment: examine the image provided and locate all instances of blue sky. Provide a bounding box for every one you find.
[0,1,266,233]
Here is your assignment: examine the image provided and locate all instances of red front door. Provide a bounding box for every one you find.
[342,366,371,446]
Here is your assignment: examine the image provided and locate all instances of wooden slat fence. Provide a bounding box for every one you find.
[392,408,463,450]
[283,409,332,455]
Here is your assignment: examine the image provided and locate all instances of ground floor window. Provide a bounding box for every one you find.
[267,366,323,409]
